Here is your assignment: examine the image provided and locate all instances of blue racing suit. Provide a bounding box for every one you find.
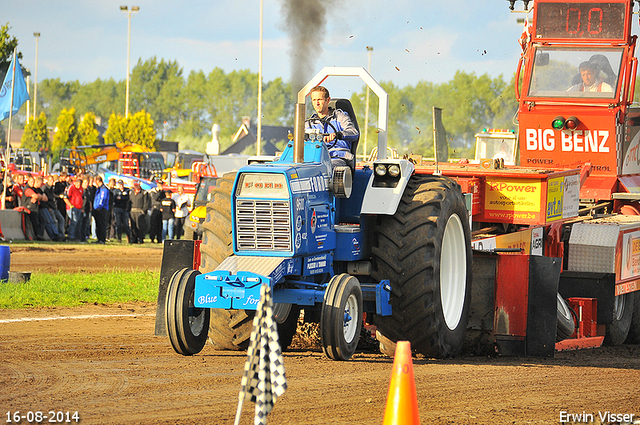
[306,107,359,166]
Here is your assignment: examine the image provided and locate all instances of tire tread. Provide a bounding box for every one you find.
[372,175,472,358]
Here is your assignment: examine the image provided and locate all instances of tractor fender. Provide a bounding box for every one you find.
[360,159,414,215]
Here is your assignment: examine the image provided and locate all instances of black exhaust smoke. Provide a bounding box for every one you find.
[281,0,335,93]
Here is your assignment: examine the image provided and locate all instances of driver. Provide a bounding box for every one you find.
[568,62,613,93]
[306,85,359,168]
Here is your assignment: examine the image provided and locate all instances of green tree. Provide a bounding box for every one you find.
[171,71,294,152]
[177,70,209,139]
[399,80,437,157]
[429,72,508,157]
[52,108,78,155]
[350,73,512,159]
[350,81,412,158]
[77,112,100,146]
[262,77,294,126]
[385,82,415,153]
[129,57,183,136]
[21,112,50,152]
[490,73,518,131]
[127,110,156,149]
[0,23,23,82]
[204,68,258,151]
[103,111,156,149]
[73,78,123,121]
[28,59,524,161]
[103,113,127,145]
[36,78,80,125]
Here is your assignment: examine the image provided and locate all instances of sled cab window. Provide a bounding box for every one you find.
[526,47,623,99]
[195,178,218,203]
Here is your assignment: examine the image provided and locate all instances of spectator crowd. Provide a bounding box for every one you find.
[1,171,191,244]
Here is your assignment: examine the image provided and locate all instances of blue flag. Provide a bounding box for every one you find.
[0,53,30,121]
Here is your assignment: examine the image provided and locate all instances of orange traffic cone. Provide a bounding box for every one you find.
[382,340,420,425]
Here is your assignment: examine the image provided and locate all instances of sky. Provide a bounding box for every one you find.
[2,0,530,96]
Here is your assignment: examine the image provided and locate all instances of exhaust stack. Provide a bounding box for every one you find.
[294,102,306,163]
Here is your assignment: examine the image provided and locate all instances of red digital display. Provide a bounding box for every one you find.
[536,2,626,40]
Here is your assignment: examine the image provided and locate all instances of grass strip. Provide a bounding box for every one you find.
[0,270,160,309]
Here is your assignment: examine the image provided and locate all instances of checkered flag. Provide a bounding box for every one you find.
[234,283,287,425]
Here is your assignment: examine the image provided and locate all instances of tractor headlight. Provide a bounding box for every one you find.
[388,164,401,177]
[372,161,405,188]
[375,164,388,176]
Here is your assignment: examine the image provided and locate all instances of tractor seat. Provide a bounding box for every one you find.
[329,98,360,166]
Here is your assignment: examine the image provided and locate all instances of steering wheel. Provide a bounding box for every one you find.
[305,119,340,149]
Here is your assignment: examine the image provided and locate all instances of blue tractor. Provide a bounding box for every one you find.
[164,68,473,360]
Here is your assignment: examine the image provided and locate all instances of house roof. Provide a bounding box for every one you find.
[222,122,292,156]
[6,129,55,151]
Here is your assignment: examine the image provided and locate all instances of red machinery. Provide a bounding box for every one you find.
[411,0,640,355]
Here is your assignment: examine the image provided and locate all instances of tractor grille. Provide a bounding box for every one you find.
[235,199,292,251]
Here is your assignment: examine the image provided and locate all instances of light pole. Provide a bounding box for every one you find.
[33,32,40,120]
[25,73,30,124]
[363,46,373,160]
[120,5,139,118]
[256,0,263,156]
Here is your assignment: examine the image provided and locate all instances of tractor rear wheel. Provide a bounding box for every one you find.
[372,175,472,358]
[199,172,299,351]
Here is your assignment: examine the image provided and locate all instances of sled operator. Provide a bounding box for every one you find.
[306,85,359,168]
[568,61,613,93]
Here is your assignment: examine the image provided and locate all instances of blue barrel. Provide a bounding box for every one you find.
[0,245,10,281]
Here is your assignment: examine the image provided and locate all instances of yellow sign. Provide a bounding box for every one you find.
[471,227,543,255]
[546,177,564,222]
[621,231,640,281]
[485,178,541,212]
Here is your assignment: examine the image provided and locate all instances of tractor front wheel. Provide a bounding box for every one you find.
[321,274,363,361]
[165,268,210,355]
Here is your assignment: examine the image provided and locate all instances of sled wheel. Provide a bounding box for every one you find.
[604,292,634,346]
[624,292,640,344]
[165,268,209,355]
[556,293,575,342]
[372,175,472,358]
[321,274,363,361]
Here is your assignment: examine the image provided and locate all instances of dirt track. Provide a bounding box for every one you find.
[7,243,164,273]
[1,245,639,424]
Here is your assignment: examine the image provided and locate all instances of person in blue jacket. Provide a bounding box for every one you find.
[92,175,110,244]
[306,85,359,168]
